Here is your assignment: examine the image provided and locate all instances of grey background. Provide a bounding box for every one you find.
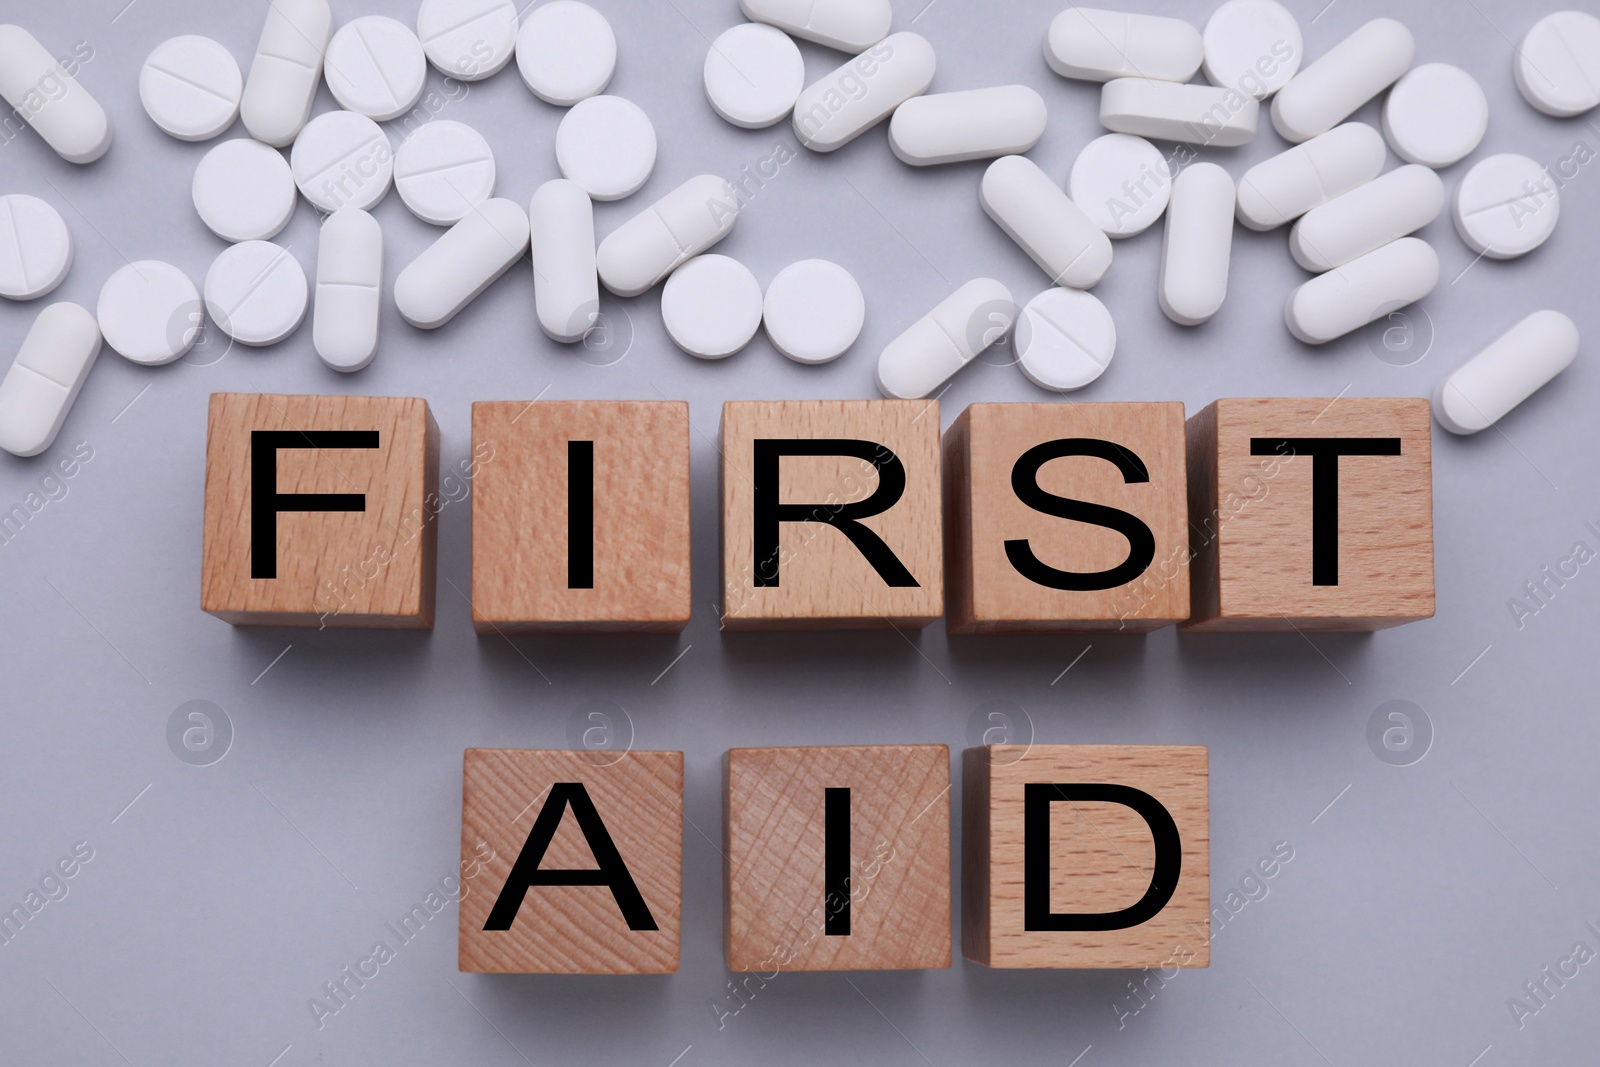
[1,0,1596,1063]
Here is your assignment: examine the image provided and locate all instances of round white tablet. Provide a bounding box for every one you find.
[1453,154,1560,260]
[1015,288,1116,392]
[1069,134,1172,239]
[324,16,428,122]
[704,23,806,130]
[515,1,617,106]
[193,139,297,243]
[763,259,865,365]
[1515,11,1600,117]
[205,241,309,346]
[1383,64,1488,169]
[394,120,497,225]
[139,35,242,142]
[1202,0,1302,99]
[662,255,763,360]
[96,261,201,365]
[0,195,72,302]
[555,96,657,202]
[417,0,519,81]
[290,110,393,213]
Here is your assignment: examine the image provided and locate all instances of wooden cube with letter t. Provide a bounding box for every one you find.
[459,748,682,974]
[963,745,1209,969]
[1185,398,1434,631]
[720,400,943,630]
[200,393,439,628]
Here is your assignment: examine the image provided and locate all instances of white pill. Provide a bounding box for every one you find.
[763,260,865,365]
[1015,287,1116,392]
[1434,311,1579,435]
[290,111,394,213]
[704,24,806,130]
[1159,162,1234,327]
[981,155,1113,290]
[595,175,740,298]
[241,0,333,148]
[417,0,518,81]
[193,139,297,243]
[1285,237,1438,345]
[394,121,496,226]
[205,242,308,346]
[1069,134,1171,238]
[876,278,1015,400]
[739,0,891,53]
[1202,0,1301,99]
[1046,8,1202,83]
[528,178,599,344]
[0,25,112,164]
[0,195,72,302]
[555,96,657,202]
[96,261,201,365]
[139,36,242,142]
[1453,154,1560,260]
[314,208,383,373]
[1515,12,1600,117]
[1272,18,1413,143]
[0,303,100,458]
[1235,123,1386,231]
[394,198,529,329]
[662,255,764,360]
[516,1,616,106]
[889,86,1048,166]
[793,32,937,153]
[1100,78,1259,147]
[324,16,427,122]
[1290,165,1445,273]
[1383,64,1487,169]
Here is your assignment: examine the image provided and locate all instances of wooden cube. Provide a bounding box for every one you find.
[1185,398,1434,631]
[470,401,692,634]
[945,402,1190,634]
[724,745,950,972]
[720,401,943,630]
[459,748,682,974]
[201,393,438,629]
[963,745,1209,970]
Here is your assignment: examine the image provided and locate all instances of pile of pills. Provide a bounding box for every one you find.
[0,2,1594,459]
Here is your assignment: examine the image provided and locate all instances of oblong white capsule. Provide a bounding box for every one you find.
[1160,162,1234,326]
[738,0,892,53]
[529,179,599,344]
[1100,78,1258,147]
[0,302,100,458]
[876,278,1015,400]
[595,175,740,298]
[1285,237,1438,345]
[1235,123,1385,231]
[0,25,112,164]
[314,209,383,373]
[1290,165,1444,273]
[1271,17,1413,143]
[792,32,937,153]
[1046,8,1203,83]
[241,0,333,147]
[394,198,529,330]
[1434,311,1579,435]
[889,86,1047,166]
[980,155,1113,290]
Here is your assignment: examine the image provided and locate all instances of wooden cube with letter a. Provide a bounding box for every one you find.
[720,401,942,630]
[201,393,438,628]
[945,402,1189,634]
[963,745,1209,969]
[459,748,682,974]
[471,401,692,633]
[1185,398,1434,631]
[724,745,950,972]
